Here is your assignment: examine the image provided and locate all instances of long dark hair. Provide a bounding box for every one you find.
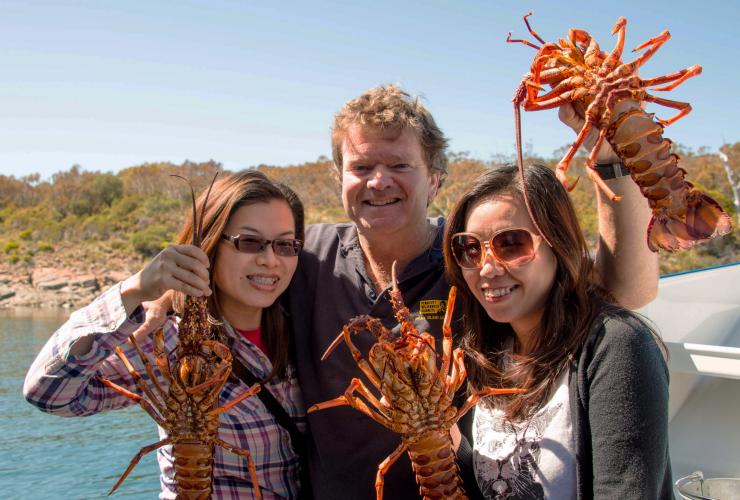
[443,164,619,420]
[174,170,304,379]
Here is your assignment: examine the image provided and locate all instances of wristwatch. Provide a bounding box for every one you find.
[594,162,630,180]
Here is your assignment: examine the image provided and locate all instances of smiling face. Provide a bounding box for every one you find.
[340,124,440,239]
[213,199,299,330]
[461,194,558,341]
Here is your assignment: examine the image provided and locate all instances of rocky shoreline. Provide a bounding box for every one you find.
[0,267,133,309]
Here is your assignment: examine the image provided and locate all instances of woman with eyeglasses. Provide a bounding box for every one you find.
[443,164,672,499]
[24,170,307,499]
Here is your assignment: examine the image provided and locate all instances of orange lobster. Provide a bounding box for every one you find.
[508,13,732,252]
[99,173,264,499]
[308,264,523,500]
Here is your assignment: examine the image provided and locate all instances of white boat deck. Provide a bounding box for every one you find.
[638,262,740,480]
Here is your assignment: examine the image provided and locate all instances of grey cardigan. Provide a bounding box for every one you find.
[458,312,674,499]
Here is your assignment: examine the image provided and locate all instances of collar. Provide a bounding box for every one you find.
[336,216,445,264]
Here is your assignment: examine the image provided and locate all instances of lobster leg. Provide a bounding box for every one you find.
[643,94,693,127]
[152,328,189,403]
[585,118,623,201]
[506,31,540,50]
[523,91,576,112]
[97,377,168,428]
[307,378,399,431]
[569,29,602,66]
[452,387,526,424]
[152,328,177,388]
[625,30,670,73]
[438,287,456,383]
[506,13,545,52]
[644,64,702,92]
[556,121,593,190]
[127,335,168,402]
[523,11,545,45]
[210,382,261,416]
[603,17,627,71]
[375,443,408,500]
[337,322,386,387]
[532,77,579,103]
[185,364,230,394]
[113,346,168,416]
[109,437,172,495]
[214,438,263,500]
[447,349,468,395]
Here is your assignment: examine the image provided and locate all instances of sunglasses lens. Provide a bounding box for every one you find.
[273,239,303,257]
[492,229,535,265]
[235,236,266,253]
[452,234,483,269]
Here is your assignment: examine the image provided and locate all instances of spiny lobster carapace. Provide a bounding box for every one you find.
[99,173,264,499]
[508,13,732,252]
[308,263,523,500]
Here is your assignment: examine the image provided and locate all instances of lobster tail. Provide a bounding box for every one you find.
[647,214,696,252]
[408,433,467,499]
[173,443,215,499]
[647,192,732,252]
[685,191,733,240]
[608,108,733,252]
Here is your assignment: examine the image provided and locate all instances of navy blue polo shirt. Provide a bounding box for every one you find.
[288,217,460,500]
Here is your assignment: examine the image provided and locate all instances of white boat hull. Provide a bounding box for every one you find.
[639,263,740,479]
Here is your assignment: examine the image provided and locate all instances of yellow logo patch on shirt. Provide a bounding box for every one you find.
[418,299,448,321]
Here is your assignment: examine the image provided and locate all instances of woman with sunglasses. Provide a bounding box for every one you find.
[24,170,306,499]
[444,164,672,499]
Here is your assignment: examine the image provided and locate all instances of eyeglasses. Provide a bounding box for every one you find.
[221,234,304,257]
[450,228,542,269]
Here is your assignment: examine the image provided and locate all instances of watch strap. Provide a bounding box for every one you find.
[594,162,630,180]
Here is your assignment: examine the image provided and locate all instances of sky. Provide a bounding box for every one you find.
[1,0,738,180]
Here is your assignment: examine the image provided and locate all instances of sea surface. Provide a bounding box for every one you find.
[0,308,160,499]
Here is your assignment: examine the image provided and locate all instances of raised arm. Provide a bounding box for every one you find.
[559,102,659,309]
[23,244,210,415]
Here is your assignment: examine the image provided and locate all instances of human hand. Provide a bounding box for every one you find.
[121,245,211,314]
[131,294,172,341]
[558,102,621,164]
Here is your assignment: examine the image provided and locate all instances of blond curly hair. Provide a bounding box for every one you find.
[331,84,449,186]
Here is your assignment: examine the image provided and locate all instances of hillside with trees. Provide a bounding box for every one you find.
[0,144,737,307]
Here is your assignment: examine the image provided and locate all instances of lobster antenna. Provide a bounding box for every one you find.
[391,261,398,292]
[171,171,220,247]
[197,171,220,247]
[171,174,198,246]
[512,86,554,248]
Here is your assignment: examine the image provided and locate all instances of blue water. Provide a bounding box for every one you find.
[0,309,160,499]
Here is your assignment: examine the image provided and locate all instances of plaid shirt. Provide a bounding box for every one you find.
[24,283,306,499]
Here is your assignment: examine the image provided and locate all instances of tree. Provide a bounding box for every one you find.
[719,143,740,225]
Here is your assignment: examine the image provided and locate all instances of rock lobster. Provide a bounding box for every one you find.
[99,173,264,499]
[508,13,732,252]
[308,263,523,500]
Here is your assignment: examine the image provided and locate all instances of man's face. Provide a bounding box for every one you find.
[340,124,440,239]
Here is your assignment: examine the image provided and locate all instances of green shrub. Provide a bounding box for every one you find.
[4,240,18,253]
[19,229,32,240]
[8,254,19,264]
[131,224,173,257]
[37,241,54,252]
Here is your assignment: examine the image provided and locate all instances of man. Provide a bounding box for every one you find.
[288,84,658,499]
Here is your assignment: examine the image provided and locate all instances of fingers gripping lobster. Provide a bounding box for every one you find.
[509,13,732,252]
[99,173,264,499]
[308,263,523,500]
